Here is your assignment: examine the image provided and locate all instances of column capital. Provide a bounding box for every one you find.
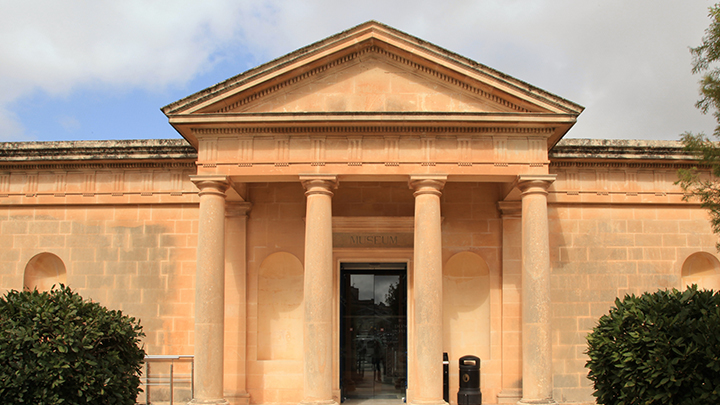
[409,175,447,197]
[498,201,522,218]
[516,174,556,196]
[226,202,252,217]
[300,175,338,197]
[191,175,231,197]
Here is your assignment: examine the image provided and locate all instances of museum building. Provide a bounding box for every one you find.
[2,21,719,405]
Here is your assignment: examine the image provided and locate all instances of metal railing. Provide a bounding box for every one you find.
[140,355,194,405]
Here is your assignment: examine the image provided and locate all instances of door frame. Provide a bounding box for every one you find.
[332,249,414,402]
[340,262,408,400]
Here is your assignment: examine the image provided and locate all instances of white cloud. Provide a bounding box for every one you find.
[0,1,249,91]
[0,0,266,139]
[204,0,720,139]
[0,0,717,140]
[0,107,24,140]
[58,115,81,133]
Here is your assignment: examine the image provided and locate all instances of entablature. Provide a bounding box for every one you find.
[190,124,556,180]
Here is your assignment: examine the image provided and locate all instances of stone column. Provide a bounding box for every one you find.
[517,175,556,405]
[409,175,447,405]
[225,202,252,405]
[190,175,231,405]
[300,175,338,405]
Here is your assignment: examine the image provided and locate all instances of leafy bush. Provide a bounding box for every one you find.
[586,285,720,404]
[0,285,145,404]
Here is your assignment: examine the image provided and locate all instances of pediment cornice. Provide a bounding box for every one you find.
[163,21,583,151]
[191,126,555,136]
[212,45,532,115]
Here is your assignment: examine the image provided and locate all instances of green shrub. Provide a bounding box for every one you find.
[586,285,720,404]
[0,285,145,404]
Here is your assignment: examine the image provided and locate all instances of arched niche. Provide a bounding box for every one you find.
[681,252,720,291]
[443,251,491,360]
[24,253,67,291]
[257,252,304,360]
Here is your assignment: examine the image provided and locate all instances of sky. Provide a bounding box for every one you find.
[1,0,719,142]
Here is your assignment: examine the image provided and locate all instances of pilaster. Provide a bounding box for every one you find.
[225,201,252,405]
[497,201,522,404]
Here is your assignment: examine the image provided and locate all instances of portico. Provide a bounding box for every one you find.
[163,21,582,405]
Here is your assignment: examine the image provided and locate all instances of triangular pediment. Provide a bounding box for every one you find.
[163,21,583,148]
[221,51,518,114]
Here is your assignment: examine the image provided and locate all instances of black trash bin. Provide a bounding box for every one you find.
[457,355,482,405]
[443,353,449,403]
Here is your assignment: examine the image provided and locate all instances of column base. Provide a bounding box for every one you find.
[188,399,229,405]
[225,391,250,405]
[497,389,522,403]
[299,400,338,405]
[409,399,448,405]
[517,399,558,405]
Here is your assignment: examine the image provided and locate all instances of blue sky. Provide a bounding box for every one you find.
[1,0,718,142]
[9,56,256,141]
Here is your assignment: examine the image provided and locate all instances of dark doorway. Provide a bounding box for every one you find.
[340,263,407,401]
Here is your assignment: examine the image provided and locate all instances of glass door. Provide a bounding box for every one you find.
[340,263,407,401]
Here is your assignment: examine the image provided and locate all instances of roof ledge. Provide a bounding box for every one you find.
[551,138,693,161]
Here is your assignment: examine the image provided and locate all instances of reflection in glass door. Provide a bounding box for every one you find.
[340,263,407,401]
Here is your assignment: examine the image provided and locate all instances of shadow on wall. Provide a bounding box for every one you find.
[24,252,66,291]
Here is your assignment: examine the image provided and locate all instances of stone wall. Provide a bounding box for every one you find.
[0,202,199,356]
[3,139,720,405]
[548,204,717,403]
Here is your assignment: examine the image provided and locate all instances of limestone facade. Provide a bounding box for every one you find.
[1,22,718,405]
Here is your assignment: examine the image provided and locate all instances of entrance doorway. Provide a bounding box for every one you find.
[340,263,407,401]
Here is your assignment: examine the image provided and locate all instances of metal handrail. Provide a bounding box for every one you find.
[142,355,194,405]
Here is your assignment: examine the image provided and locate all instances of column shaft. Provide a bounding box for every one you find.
[300,175,338,405]
[517,175,556,405]
[409,175,446,405]
[191,176,231,405]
